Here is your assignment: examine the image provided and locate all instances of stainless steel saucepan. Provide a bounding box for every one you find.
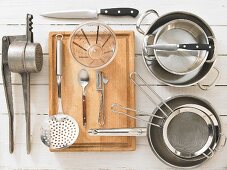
[136,10,219,89]
[88,72,226,168]
[144,19,211,75]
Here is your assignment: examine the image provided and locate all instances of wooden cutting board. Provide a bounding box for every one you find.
[49,31,135,151]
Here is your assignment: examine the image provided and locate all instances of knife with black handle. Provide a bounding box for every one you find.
[41,8,139,19]
[147,43,214,51]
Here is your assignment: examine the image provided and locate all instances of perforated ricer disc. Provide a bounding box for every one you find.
[69,22,117,70]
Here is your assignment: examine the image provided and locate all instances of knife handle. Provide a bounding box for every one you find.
[178,43,213,51]
[100,8,139,18]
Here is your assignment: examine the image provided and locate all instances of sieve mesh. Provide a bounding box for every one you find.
[167,112,209,154]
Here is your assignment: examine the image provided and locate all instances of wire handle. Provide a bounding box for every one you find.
[202,148,214,159]
[111,103,163,128]
[130,72,173,117]
[198,67,219,90]
[136,9,159,35]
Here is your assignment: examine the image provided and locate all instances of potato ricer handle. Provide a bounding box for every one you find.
[21,73,31,154]
[2,36,14,154]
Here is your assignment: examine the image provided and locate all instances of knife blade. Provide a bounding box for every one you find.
[41,8,139,19]
[147,43,213,51]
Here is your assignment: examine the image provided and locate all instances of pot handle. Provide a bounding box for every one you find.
[88,127,147,136]
[206,36,217,63]
[136,9,159,35]
[198,67,219,90]
[111,103,163,128]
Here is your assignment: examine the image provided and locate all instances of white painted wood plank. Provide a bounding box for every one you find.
[0,84,226,116]
[0,114,226,169]
[0,25,227,54]
[0,79,226,116]
[135,55,227,86]
[0,0,227,25]
[0,54,227,85]
[136,86,227,117]
[0,85,48,114]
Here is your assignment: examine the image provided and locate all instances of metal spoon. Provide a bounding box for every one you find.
[78,69,89,127]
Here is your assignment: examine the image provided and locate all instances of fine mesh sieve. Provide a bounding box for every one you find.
[40,34,79,149]
[163,108,213,158]
[167,113,209,154]
[89,72,215,160]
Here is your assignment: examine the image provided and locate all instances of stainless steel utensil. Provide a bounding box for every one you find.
[2,14,43,154]
[147,43,213,51]
[89,73,226,168]
[41,8,139,19]
[137,10,218,89]
[96,71,108,126]
[145,19,210,75]
[78,69,89,127]
[172,104,226,161]
[40,34,79,149]
[147,96,225,168]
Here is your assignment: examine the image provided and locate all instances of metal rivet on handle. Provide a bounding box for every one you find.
[196,45,199,48]
[105,10,108,13]
[118,10,121,13]
[131,10,134,13]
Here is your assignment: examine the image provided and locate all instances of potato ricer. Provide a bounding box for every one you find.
[2,14,43,154]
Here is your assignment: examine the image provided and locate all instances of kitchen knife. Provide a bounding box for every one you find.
[41,8,139,19]
[147,43,214,51]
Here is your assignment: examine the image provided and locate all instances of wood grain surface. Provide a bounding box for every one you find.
[49,31,136,151]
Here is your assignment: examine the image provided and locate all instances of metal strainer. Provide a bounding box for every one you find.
[40,34,79,149]
[162,107,213,158]
[89,72,215,159]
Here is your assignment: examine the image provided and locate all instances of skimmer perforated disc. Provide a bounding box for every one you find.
[40,114,79,149]
[69,22,117,70]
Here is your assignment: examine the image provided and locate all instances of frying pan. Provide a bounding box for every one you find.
[88,73,226,168]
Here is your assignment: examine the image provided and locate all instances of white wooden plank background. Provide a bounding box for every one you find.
[0,0,227,169]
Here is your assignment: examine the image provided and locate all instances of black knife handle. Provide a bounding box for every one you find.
[100,8,139,18]
[178,43,214,51]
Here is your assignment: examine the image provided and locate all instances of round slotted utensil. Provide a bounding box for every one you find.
[40,34,79,149]
[69,22,117,70]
